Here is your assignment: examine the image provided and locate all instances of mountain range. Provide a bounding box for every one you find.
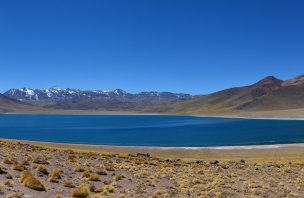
[3,88,193,111]
[150,74,304,115]
[1,74,304,115]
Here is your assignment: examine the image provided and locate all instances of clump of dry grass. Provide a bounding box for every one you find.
[6,193,24,198]
[105,184,115,193]
[74,166,85,172]
[152,190,168,198]
[88,152,97,160]
[6,173,13,179]
[21,160,30,166]
[48,169,62,183]
[114,173,124,181]
[96,169,107,175]
[5,180,14,187]
[12,163,26,172]
[88,175,101,181]
[63,180,76,188]
[36,165,48,175]
[105,165,115,171]
[90,195,104,198]
[25,155,32,162]
[81,171,90,178]
[0,166,7,174]
[68,154,78,163]
[20,170,46,191]
[118,194,125,198]
[33,157,50,165]
[3,158,17,165]
[72,185,90,197]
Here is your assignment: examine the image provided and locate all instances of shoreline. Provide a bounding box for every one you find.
[3,111,304,120]
[4,137,304,149]
[2,138,304,163]
[193,114,304,120]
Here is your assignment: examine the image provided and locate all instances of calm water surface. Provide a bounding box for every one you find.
[0,114,304,147]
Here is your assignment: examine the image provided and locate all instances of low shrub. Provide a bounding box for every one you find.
[20,170,46,191]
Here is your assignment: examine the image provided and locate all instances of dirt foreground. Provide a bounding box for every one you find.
[0,139,304,197]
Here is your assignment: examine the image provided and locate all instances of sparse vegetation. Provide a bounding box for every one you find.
[88,175,101,181]
[0,139,303,197]
[114,173,124,181]
[33,157,50,165]
[36,165,48,175]
[0,166,7,174]
[12,163,26,171]
[72,185,90,197]
[63,180,76,188]
[96,169,107,175]
[48,169,62,183]
[20,170,46,191]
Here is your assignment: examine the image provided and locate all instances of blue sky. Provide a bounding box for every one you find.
[0,0,303,94]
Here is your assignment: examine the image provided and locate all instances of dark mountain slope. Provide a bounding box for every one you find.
[0,94,37,113]
[150,74,304,114]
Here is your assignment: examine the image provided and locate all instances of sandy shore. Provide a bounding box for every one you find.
[2,139,304,163]
[194,114,304,120]
[4,110,304,121]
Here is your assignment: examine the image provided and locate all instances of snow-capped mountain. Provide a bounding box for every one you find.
[4,87,193,110]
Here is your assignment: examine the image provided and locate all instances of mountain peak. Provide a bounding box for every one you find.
[113,89,126,95]
[254,76,282,88]
[49,86,62,91]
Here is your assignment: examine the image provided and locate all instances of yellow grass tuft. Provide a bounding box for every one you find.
[114,173,124,181]
[5,180,14,187]
[88,175,101,181]
[0,166,7,174]
[36,165,48,175]
[33,157,50,165]
[104,184,115,193]
[6,173,13,179]
[63,180,76,188]
[48,169,62,183]
[81,170,90,178]
[20,170,46,191]
[105,165,115,171]
[72,185,90,197]
[96,169,107,175]
[74,166,85,172]
[3,158,17,165]
[12,163,26,172]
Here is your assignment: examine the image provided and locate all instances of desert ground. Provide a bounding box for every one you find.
[0,139,303,197]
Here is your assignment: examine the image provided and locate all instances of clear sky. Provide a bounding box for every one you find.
[0,0,303,94]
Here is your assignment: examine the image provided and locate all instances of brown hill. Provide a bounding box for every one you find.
[150,74,304,114]
[0,93,39,113]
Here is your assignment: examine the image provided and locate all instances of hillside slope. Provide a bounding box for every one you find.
[150,74,304,115]
[0,93,39,113]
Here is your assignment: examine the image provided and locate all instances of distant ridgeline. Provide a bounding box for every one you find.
[3,87,193,110]
[2,74,304,113]
[149,74,304,114]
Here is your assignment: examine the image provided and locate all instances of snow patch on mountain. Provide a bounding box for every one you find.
[3,87,193,104]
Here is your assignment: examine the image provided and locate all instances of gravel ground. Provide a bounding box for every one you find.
[0,140,303,197]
